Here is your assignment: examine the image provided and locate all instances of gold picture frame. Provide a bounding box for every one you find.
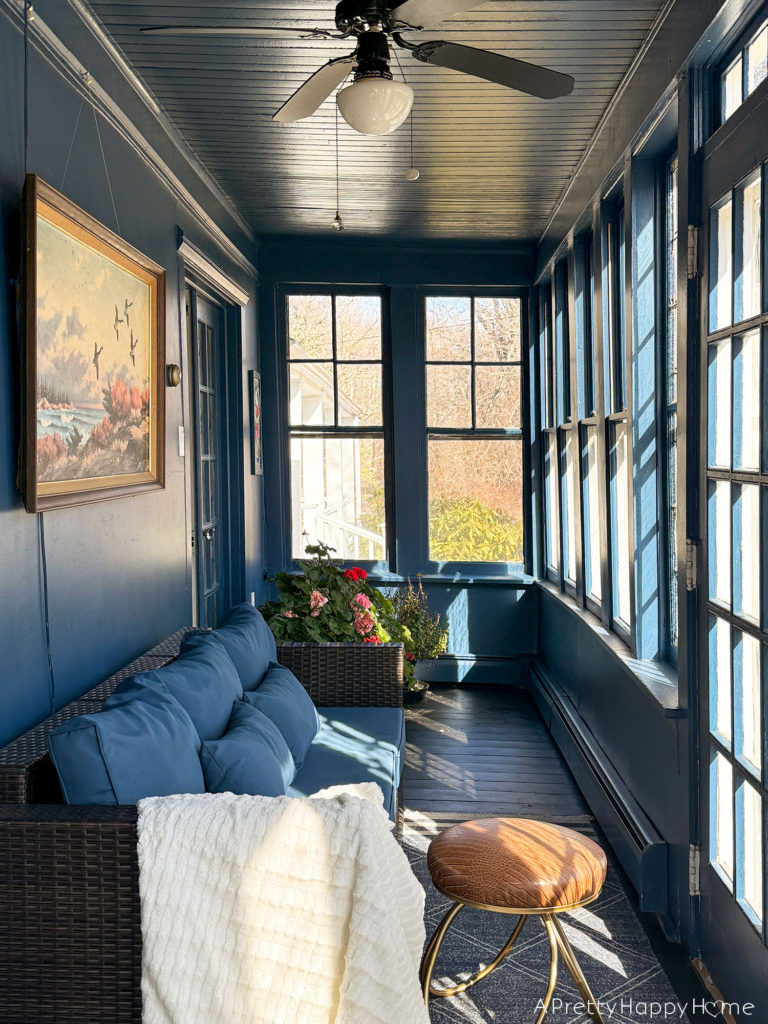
[22,175,166,511]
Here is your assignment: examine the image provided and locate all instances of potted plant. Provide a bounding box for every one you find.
[390,577,449,704]
[259,543,414,703]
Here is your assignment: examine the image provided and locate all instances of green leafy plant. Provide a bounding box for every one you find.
[390,577,449,672]
[260,541,412,657]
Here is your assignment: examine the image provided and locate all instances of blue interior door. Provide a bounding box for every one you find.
[699,74,768,1008]
[190,290,229,627]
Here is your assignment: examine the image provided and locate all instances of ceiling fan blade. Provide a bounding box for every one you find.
[389,0,488,29]
[273,56,357,123]
[140,25,338,39]
[412,41,574,98]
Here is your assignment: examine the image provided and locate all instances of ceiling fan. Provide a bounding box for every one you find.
[142,0,575,136]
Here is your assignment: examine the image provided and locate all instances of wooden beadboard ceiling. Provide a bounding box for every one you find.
[86,0,668,240]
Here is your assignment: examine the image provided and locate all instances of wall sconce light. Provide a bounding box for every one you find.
[166,364,181,387]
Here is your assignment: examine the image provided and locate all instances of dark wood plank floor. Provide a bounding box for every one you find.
[403,684,589,820]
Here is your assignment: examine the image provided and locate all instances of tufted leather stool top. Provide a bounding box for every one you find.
[427,817,607,911]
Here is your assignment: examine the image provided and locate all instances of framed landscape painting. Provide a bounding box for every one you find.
[22,176,165,511]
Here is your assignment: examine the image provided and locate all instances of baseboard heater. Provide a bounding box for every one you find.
[529,662,668,914]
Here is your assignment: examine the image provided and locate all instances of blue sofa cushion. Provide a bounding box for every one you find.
[113,631,242,741]
[48,687,205,805]
[287,707,405,822]
[242,662,320,770]
[215,603,277,691]
[200,701,295,796]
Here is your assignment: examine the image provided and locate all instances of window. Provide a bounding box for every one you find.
[575,234,602,606]
[665,156,679,650]
[286,293,387,561]
[425,295,524,565]
[554,262,577,586]
[540,286,560,577]
[604,204,632,634]
[705,159,767,932]
[720,17,768,124]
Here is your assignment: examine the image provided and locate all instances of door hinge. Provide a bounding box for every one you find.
[685,538,698,592]
[689,844,701,896]
[687,225,698,279]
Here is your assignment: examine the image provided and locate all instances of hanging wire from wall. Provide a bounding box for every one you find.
[332,102,344,232]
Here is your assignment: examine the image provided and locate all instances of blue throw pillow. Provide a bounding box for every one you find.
[200,701,295,796]
[242,662,320,771]
[48,687,205,805]
[214,603,277,691]
[112,631,242,741]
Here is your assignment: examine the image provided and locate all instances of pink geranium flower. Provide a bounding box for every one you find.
[309,590,328,610]
[350,592,371,612]
[284,610,298,619]
[353,611,375,636]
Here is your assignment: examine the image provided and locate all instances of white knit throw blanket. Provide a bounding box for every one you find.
[137,785,429,1024]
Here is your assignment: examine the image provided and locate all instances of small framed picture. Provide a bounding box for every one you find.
[249,369,262,475]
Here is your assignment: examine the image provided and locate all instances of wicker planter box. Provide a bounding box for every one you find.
[276,641,404,708]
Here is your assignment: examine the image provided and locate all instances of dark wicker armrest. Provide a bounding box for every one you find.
[276,642,404,707]
[0,803,142,1022]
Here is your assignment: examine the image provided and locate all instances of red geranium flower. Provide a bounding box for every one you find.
[363,635,382,645]
[405,651,416,663]
[344,567,367,582]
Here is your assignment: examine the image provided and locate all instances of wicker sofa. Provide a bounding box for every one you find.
[0,629,404,1024]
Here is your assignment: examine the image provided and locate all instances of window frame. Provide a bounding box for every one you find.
[278,284,394,571]
[423,288,528,575]
[715,11,768,129]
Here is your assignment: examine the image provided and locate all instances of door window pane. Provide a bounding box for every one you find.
[708,338,732,468]
[709,615,733,746]
[426,365,471,428]
[735,171,762,323]
[710,196,733,331]
[710,750,734,887]
[428,438,523,563]
[290,436,385,560]
[475,365,521,428]
[474,297,521,361]
[583,425,602,602]
[734,631,762,776]
[708,480,732,607]
[287,295,333,358]
[734,484,760,623]
[736,779,763,928]
[610,421,631,627]
[733,330,761,470]
[426,296,471,361]
[335,295,382,360]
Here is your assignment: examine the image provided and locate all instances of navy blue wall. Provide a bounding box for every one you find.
[0,13,262,746]
[259,237,537,681]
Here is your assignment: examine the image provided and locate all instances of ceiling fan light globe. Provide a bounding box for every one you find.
[337,78,414,135]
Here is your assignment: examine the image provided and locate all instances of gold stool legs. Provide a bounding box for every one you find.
[420,907,604,1024]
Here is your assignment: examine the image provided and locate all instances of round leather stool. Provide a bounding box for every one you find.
[421,817,608,1023]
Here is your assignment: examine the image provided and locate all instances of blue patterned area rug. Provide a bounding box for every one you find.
[404,811,691,1024]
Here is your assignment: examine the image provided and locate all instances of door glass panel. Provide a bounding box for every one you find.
[709,615,733,746]
[734,631,762,776]
[733,484,760,623]
[736,172,762,323]
[710,750,735,887]
[708,480,732,607]
[710,197,733,331]
[708,339,732,468]
[736,779,764,928]
[733,330,761,470]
